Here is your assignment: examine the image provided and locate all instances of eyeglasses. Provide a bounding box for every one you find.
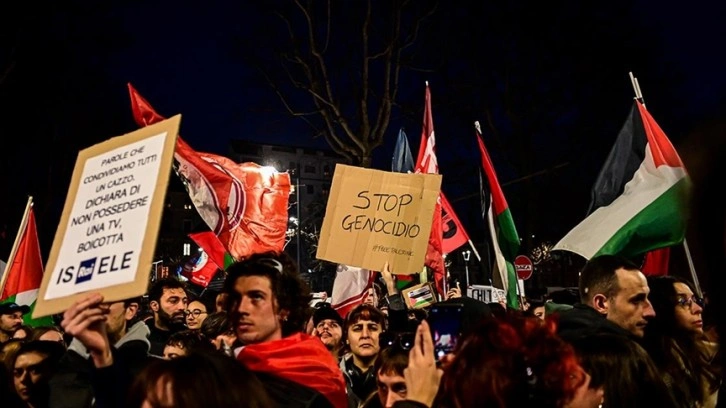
[184,309,208,318]
[379,331,415,351]
[675,295,705,309]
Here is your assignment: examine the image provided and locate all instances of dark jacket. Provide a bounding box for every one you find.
[254,371,335,408]
[145,319,172,357]
[554,303,636,343]
[48,321,151,408]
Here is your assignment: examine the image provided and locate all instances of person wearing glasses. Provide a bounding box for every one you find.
[185,298,209,331]
[642,276,721,408]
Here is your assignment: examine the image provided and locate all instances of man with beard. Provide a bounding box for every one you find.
[145,278,188,357]
[0,302,29,344]
[312,303,344,360]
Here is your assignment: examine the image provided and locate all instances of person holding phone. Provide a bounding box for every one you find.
[388,320,442,408]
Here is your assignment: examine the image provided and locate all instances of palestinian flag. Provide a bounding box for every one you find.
[1,200,53,326]
[475,122,521,309]
[553,100,690,259]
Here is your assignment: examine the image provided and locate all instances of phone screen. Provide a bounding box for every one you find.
[429,303,464,361]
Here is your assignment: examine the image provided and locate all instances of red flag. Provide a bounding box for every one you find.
[641,247,670,276]
[440,194,470,254]
[414,82,445,296]
[181,252,219,288]
[2,205,43,300]
[237,333,348,408]
[188,231,234,270]
[128,83,291,261]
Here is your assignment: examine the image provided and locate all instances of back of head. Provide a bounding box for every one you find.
[128,350,272,408]
[439,315,581,408]
[644,276,682,335]
[223,251,311,336]
[571,333,678,408]
[579,255,639,305]
[200,311,233,340]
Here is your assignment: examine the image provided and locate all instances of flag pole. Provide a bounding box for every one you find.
[629,73,701,294]
[0,196,33,297]
[682,239,703,298]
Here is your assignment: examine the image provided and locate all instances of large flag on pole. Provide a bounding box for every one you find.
[475,122,521,309]
[414,82,445,295]
[128,83,292,261]
[553,100,690,259]
[0,198,53,325]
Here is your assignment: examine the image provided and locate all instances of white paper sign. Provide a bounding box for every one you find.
[44,133,168,299]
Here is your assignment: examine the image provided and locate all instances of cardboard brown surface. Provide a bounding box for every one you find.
[33,116,181,318]
[316,164,441,274]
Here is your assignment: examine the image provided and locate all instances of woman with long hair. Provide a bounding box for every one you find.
[643,276,721,407]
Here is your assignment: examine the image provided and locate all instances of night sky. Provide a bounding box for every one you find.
[1,0,725,263]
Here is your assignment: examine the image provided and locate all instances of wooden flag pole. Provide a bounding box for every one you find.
[628,73,702,295]
[0,196,33,297]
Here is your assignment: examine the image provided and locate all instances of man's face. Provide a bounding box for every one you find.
[231,275,284,344]
[347,319,382,358]
[104,301,133,338]
[0,311,23,334]
[377,370,407,408]
[153,288,188,327]
[532,306,546,320]
[315,319,343,351]
[13,351,51,402]
[362,288,378,307]
[606,269,655,337]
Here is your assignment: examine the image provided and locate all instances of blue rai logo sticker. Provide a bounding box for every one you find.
[75,258,97,284]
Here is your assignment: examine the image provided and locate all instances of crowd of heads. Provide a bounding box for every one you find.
[0,243,721,407]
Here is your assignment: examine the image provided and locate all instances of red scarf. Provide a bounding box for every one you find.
[237,333,347,407]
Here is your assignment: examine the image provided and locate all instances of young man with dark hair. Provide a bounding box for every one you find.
[224,251,347,408]
[557,254,656,341]
[312,303,344,359]
[145,277,188,356]
[361,346,410,408]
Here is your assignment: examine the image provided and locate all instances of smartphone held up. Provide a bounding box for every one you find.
[428,302,464,362]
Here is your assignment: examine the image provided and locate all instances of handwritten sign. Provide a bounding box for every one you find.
[316,164,441,274]
[33,116,181,318]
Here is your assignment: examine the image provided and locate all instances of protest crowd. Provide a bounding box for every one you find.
[1,83,725,408]
[0,249,722,408]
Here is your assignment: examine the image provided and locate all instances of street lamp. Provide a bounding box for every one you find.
[462,250,471,289]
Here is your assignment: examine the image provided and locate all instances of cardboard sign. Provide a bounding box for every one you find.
[316,164,441,274]
[33,116,181,318]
